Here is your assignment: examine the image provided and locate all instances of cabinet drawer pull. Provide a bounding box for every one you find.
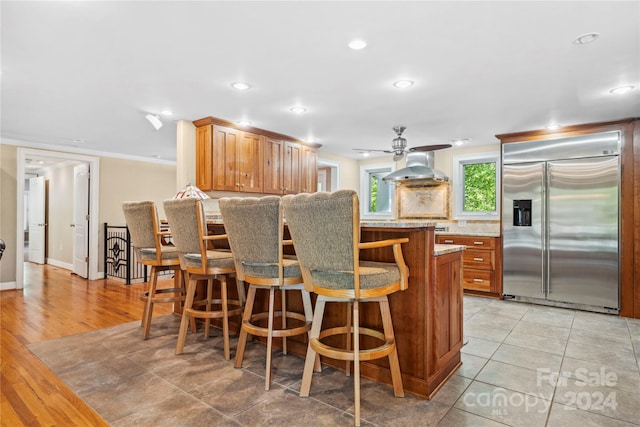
[444,239,454,243]
[473,241,484,245]
[473,257,484,262]
[473,278,484,283]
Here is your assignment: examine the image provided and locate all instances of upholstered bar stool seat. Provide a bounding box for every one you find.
[164,198,244,360]
[283,190,409,426]
[122,201,186,340]
[219,196,320,391]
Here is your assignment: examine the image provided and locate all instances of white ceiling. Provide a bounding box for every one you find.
[2,1,639,164]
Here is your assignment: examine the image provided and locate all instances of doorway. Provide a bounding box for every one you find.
[317,159,340,192]
[16,148,100,289]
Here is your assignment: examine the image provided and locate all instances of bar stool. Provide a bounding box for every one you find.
[122,201,185,340]
[283,190,409,426]
[219,196,320,390]
[163,198,244,360]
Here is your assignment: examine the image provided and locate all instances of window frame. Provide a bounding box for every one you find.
[359,162,395,219]
[452,152,500,220]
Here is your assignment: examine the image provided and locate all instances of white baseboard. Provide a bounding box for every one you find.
[46,258,73,271]
[1,281,18,291]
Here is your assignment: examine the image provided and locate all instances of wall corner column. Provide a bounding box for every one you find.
[176,120,196,192]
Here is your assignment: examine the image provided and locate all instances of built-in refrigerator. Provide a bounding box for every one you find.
[502,131,620,313]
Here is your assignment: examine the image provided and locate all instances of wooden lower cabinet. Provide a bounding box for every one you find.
[436,235,502,297]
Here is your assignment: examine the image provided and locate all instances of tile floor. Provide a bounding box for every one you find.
[28,296,640,426]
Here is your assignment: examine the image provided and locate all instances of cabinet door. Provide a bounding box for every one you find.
[283,142,301,194]
[263,137,284,194]
[212,125,239,191]
[301,147,317,193]
[238,131,264,193]
[430,251,463,378]
[195,125,213,191]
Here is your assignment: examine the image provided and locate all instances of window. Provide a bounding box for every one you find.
[453,152,500,219]
[360,163,395,219]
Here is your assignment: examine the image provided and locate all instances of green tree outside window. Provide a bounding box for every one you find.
[463,162,496,212]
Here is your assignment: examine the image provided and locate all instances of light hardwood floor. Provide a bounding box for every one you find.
[0,262,173,426]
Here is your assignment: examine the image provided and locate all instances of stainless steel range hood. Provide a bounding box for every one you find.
[382,151,448,183]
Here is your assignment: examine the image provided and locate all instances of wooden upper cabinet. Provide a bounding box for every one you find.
[238,131,264,193]
[283,141,301,194]
[193,116,320,195]
[301,146,318,193]
[263,139,303,195]
[263,137,284,194]
[212,125,239,192]
[195,125,213,191]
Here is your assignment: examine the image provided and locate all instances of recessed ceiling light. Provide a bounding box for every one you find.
[573,32,600,45]
[545,124,561,130]
[305,137,317,143]
[609,85,635,95]
[231,82,251,90]
[451,138,471,146]
[236,120,252,126]
[348,39,367,50]
[290,106,307,114]
[362,152,370,157]
[161,110,173,116]
[393,80,414,89]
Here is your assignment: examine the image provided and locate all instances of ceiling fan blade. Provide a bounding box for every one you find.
[352,148,394,153]
[409,144,452,152]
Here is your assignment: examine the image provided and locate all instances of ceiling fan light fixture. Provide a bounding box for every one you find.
[145,114,163,130]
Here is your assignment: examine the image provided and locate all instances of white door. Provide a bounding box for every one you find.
[28,176,46,264]
[72,164,89,278]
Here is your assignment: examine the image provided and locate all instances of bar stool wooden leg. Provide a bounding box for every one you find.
[353,300,361,427]
[141,267,159,340]
[234,285,256,368]
[281,289,288,355]
[380,297,404,397]
[204,279,213,338]
[301,290,322,373]
[300,297,326,397]
[176,275,197,355]
[345,300,352,376]
[265,287,276,390]
[221,275,231,361]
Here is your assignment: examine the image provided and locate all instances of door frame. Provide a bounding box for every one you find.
[16,148,101,288]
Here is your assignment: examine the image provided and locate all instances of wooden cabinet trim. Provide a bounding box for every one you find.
[193,116,321,149]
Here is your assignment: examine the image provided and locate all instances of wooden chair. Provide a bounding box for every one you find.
[122,201,185,340]
[219,196,320,390]
[282,190,409,427]
[163,198,244,360]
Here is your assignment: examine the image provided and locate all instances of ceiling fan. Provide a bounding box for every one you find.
[353,126,451,161]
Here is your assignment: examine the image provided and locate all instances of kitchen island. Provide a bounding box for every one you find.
[206,218,465,399]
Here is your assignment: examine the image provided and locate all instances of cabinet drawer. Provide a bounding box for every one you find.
[463,270,493,292]
[463,249,494,270]
[436,235,495,250]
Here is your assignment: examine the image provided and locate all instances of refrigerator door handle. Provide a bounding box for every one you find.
[543,163,549,296]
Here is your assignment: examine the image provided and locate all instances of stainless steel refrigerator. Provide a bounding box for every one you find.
[502,131,620,313]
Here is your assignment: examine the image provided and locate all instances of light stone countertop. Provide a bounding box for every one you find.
[433,244,466,256]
